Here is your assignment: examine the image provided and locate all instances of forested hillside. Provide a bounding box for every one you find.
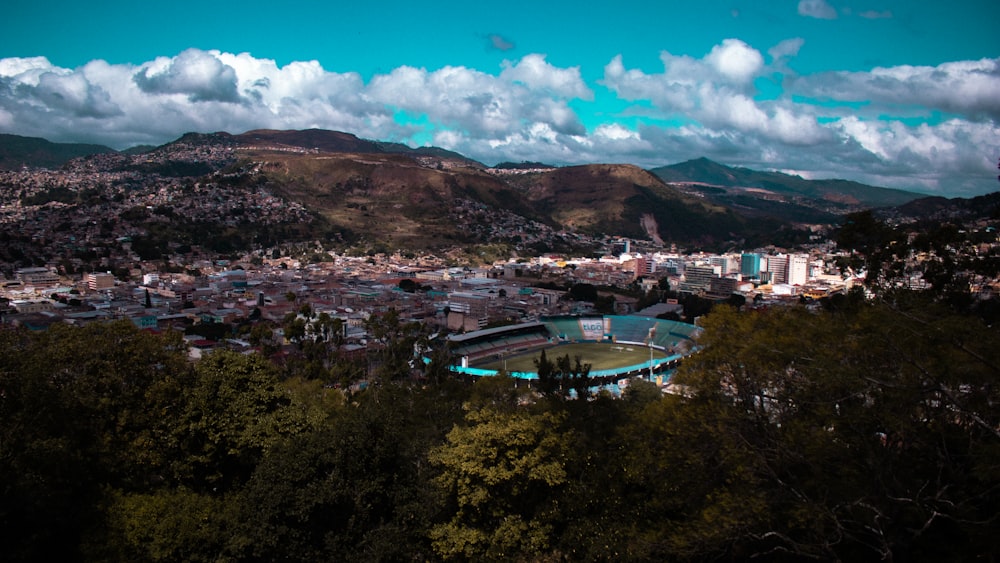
[2,292,998,562]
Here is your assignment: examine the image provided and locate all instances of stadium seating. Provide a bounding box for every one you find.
[608,316,657,344]
[544,317,586,341]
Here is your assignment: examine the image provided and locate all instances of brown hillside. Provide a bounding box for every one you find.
[505,164,738,239]
[248,150,519,247]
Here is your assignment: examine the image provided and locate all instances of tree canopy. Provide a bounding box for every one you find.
[1,292,998,561]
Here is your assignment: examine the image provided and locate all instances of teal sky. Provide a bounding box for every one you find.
[1,0,998,196]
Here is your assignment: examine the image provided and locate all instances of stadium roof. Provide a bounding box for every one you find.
[446,321,546,343]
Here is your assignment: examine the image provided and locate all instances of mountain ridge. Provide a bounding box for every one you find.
[0,133,117,170]
[651,157,921,207]
[3,129,987,258]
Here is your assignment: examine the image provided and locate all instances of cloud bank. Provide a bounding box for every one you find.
[0,45,997,196]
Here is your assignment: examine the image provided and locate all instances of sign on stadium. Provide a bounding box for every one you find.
[578,317,608,340]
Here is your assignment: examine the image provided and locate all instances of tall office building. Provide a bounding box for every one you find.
[787,254,810,286]
[766,255,789,284]
[680,265,718,293]
[740,253,761,278]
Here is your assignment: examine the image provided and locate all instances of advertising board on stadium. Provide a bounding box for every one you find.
[578,317,609,340]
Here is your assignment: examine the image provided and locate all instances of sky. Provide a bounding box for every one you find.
[1,0,998,197]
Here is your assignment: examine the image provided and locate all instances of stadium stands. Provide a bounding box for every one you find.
[607,316,657,344]
[442,315,701,386]
[543,317,585,341]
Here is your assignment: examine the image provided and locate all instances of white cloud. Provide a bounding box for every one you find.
[367,58,588,138]
[706,39,764,84]
[603,40,828,146]
[0,49,590,149]
[595,123,640,141]
[790,58,1000,120]
[499,54,593,100]
[0,46,997,197]
[768,38,805,63]
[798,0,838,19]
[134,49,242,103]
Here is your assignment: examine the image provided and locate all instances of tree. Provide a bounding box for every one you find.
[365,308,431,381]
[534,350,591,400]
[429,407,569,560]
[232,382,464,561]
[650,303,1000,561]
[282,312,306,345]
[398,278,418,293]
[0,321,190,561]
[165,350,313,492]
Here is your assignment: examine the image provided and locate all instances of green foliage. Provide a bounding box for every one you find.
[534,350,592,400]
[0,322,190,561]
[232,382,464,561]
[103,488,237,562]
[429,407,569,560]
[2,295,997,562]
[365,308,431,381]
[659,303,1000,560]
[166,350,313,492]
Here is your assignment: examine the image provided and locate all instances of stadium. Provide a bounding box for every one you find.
[442,315,702,393]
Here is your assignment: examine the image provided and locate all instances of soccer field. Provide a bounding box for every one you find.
[475,342,667,373]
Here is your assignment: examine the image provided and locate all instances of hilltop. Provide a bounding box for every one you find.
[0,128,956,269]
[651,157,923,223]
[0,133,117,170]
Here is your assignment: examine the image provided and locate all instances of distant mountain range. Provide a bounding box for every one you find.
[2,129,992,255]
[0,133,116,169]
[650,157,921,222]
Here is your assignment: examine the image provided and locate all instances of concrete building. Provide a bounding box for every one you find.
[86,272,115,291]
[16,267,60,287]
[680,265,718,294]
[11,299,56,314]
[788,254,810,286]
[766,255,789,285]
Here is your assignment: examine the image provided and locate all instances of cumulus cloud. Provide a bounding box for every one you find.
[790,58,1000,120]
[599,39,998,196]
[499,54,593,100]
[0,49,591,149]
[366,61,587,138]
[134,49,242,103]
[706,39,764,83]
[798,0,838,19]
[0,45,997,197]
[602,40,828,146]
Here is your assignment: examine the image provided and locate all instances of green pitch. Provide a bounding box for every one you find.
[475,342,667,373]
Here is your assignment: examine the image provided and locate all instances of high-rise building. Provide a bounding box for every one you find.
[766,255,789,284]
[680,265,717,293]
[709,256,729,273]
[740,253,761,278]
[788,254,810,286]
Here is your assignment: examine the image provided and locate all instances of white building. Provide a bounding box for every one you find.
[788,254,810,286]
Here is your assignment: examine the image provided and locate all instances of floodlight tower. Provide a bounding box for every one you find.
[646,325,657,379]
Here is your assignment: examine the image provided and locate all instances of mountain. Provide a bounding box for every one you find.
[5,129,914,266]
[502,164,765,246]
[129,131,779,249]
[650,157,923,223]
[0,133,116,170]
[885,191,1000,222]
[231,129,485,167]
